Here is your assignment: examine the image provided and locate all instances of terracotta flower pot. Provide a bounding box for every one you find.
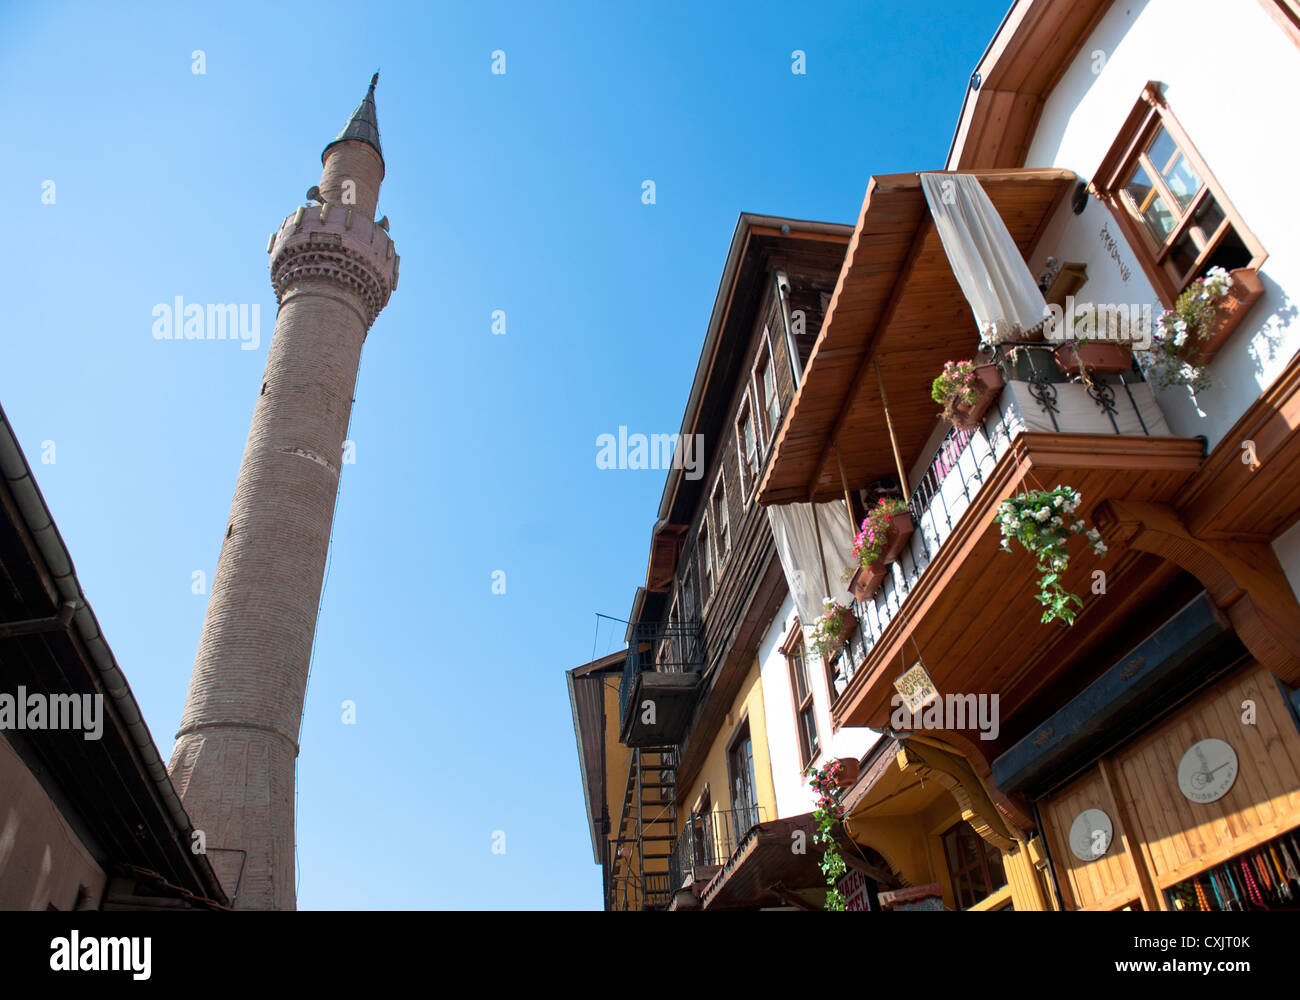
[1053,341,1133,376]
[848,513,913,602]
[848,563,886,602]
[1179,268,1265,366]
[880,511,914,564]
[819,607,859,659]
[949,363,1003,431]
[833,757,860,788]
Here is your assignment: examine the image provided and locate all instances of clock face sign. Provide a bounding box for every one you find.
[1177,738,1238,804]
[1069,808,1113,862]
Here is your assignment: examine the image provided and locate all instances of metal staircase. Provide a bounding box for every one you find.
[608,744,679,910]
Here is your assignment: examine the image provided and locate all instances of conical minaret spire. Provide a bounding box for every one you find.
[323,72,382,163]
[168,78,399,910]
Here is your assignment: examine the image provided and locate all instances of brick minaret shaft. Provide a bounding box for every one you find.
[168,75,398,910]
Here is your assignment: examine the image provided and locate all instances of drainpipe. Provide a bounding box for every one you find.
[1032,799,1067,911]
[0,408,228,906]
[775,271,800,389]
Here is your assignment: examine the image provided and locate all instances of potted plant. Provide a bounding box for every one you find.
[810,598,857,662]
[805,758,848,910]
[1145,266,1264,390]
[846,498,913,602]
[932,359,1003,431]
[997,486,1107,626]
[1053,303,1136,379]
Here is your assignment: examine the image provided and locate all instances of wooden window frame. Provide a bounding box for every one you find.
[752,338,781,451]
[781,618,820,769]
[1259,0,1300,50]
[940,819,1009,912]
[698,518,714,610]
[1091,82,1266,308]
[711,470,731,570]
[735,394,760,501]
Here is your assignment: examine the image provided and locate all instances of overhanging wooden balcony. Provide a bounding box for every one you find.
[754,166,1212,744]
[830,429,1204,733]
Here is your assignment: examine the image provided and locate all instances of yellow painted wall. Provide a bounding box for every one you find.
[682,658,777,824]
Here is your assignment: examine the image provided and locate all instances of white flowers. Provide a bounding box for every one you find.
[998,486,1108,625]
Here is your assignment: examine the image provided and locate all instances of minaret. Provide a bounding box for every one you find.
[168,75,398,910]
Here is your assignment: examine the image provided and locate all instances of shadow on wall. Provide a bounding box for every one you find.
[1246,273,1298,380]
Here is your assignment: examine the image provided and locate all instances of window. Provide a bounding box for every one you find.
[753,341,781,446]
[736,397,759,496]
[681,565,697,623]
[698,522,713,607]
[712,473,730,565]
[1093,82,1265,305]
[728,722,759,833]
[941,820,1008,911]
[783,621,819,767]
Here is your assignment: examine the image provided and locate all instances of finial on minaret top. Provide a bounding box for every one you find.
[322,72,383,164]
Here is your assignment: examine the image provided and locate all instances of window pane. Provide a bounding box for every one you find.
[1148,126,1202,210]
[802,707,818,757]
[1168,197,1226,277]
[1124,162,1176,242]
[986,845,1007,891]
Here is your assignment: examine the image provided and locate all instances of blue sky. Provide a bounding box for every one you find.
[1,0,1010,909]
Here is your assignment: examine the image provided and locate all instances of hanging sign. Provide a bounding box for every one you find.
[893,661,939,716]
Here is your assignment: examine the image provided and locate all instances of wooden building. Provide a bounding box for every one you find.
[569,0,1300,912]
[755,0,1300,911]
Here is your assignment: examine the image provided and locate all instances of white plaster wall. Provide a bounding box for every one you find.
[1021,0,1300,451]
[1272,518,1300,601]
[756,590,878,818]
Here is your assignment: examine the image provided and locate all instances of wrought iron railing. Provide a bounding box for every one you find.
[668,804,766,892]
[828,344,1155,698]
[618,620,704,725]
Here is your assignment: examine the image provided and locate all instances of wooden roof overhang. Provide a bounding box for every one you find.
[946,0,1117,171]
[757,168,1077,508]
[830,432,1206,753]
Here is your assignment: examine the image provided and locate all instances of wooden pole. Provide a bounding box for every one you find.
[810,500,832,601]
[875,359,910,496]
[833,442,857,538]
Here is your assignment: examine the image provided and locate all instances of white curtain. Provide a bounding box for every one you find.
[920,173,1048,344]
[766,501,859,627]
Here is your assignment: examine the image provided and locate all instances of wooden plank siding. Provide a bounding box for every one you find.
[1040,662,1300,909]
[652,238,845,800]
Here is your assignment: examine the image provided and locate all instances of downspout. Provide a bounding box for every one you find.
[1032,799,1067,911]
[775,271,800,390]
[0,407,228,906]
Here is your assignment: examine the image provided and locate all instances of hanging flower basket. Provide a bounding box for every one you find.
[997,485,1107,626]
[932,361,1003,431]
[1053,341,1133,377]
[846,503,915,602]
[833,757,860,788]
[810,600,857,662]
[1178,267,1264,366]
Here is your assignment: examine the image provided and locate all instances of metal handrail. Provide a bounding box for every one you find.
[618,620,704,724]
[669,804,766,891]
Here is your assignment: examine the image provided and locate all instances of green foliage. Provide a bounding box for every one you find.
[997,486,1107,626]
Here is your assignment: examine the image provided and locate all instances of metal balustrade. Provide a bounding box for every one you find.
[668,805,766,892]
[618,620,705,727]
[829,343,1156,699]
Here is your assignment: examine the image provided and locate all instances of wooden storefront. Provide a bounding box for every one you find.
[1038,661,1300,910]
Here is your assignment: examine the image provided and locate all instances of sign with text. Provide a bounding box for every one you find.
[893,661,939,716]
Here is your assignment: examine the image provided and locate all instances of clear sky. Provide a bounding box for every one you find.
[1,0,1010,909]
